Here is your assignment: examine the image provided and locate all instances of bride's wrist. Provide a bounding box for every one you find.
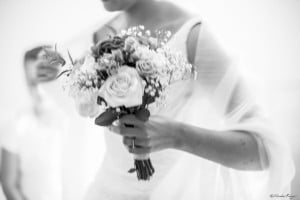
[172,122,197,152]
[169,121,186,150]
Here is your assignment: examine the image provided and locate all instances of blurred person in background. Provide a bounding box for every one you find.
[0,46,67,200]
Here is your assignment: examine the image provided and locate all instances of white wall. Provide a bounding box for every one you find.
[0,0,300,199]
[0,1,108,199]
[0,0,110,117]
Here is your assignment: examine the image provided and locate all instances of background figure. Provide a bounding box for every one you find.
[0,46,67,200]
[0,126,6,200]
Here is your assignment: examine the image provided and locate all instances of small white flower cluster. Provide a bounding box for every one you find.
[158,47,194,83]
[120,25,146,37]
[120,25,172,49]
[66,55,98,96]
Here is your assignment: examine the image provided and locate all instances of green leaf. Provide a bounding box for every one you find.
[67,50,74,65]
[95,110,118,126]
[135,108,150,122]
[128,168,136,173]
[97,96,107,106]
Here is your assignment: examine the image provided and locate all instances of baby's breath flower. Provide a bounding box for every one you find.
[145,30,151,36]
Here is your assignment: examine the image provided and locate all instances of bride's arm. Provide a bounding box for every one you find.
[116,111,265,171]
[177,23,269,170]
[173,120,263,170]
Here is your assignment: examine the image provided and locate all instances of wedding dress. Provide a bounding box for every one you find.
[83,17,295,200]
[0,89,67,200]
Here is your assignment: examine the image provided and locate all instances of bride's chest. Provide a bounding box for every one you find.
[148,79,195,115]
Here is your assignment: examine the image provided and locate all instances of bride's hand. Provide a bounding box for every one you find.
[110,115,180,154]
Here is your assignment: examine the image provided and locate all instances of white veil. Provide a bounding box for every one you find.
[149,19,295,200]
[169,21,296,199]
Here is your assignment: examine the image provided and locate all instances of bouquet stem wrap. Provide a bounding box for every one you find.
[129,153,155,181]
[122,109,155,181]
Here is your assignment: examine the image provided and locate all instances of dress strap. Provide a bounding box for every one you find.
[168,17,202,60]
[179,17,202,39]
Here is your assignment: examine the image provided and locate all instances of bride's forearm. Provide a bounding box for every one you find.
[172,122,267,171]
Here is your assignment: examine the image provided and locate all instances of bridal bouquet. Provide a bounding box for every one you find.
[46,26,194,181]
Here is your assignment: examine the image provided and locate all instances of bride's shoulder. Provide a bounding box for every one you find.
[161,1,193,19]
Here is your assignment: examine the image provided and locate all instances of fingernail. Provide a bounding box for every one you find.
[112,120,120,126]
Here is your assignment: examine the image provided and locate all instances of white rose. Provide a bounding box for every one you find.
[124,36,140,52]
[99,66,145,108]
[152,53,167,73]
[137,55,168,78]
[74,90,103,118]
[136,59,157,76]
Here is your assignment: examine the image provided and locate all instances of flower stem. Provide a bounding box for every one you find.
[131,158,155,181]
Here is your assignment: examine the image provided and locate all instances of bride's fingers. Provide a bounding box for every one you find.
[109,124,141,137]
[109,125,120,134]
[128,146,151,155]
[119,115,143,127]
[123,137,151,148]
[120,126,148,138]
[134,138,151,147]
[123,136,134,146]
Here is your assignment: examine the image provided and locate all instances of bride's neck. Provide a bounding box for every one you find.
[124,0,164,27]
[122,1,189,32]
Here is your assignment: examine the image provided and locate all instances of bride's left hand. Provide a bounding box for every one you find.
[109,115,179,154]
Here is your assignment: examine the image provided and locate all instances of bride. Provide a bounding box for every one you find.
[40,0,295,199]
[83,0,295,199]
